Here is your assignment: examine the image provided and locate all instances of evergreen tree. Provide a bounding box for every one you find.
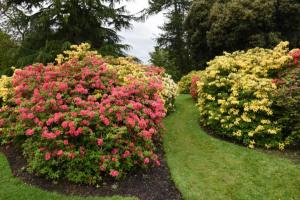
[149,47,180,81]
[0,0,134,66]
[147,0,192,77]
[0,30,16,75]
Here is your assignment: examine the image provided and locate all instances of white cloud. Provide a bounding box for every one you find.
[118,0,165,64]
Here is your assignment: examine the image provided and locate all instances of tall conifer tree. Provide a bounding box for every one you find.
[147,0,192,79]
[0,0,133,66]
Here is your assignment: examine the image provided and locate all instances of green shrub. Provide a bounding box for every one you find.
[273,49,300,147]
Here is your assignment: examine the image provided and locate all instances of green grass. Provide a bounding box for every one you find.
[0,153,136,200]
[164,94,300,200]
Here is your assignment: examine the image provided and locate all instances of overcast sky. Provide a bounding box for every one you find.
[118,0,165,64]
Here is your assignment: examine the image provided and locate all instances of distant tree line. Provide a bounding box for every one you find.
[150,0,300,79]
[0,0,134,75]
[1,0,300,79]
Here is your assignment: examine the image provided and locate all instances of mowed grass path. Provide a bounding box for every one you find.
[164,95,300,200]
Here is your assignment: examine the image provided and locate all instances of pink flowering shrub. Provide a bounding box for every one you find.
[273,49,300,147]
[0,53,167,184]
[104,57,178,112]
[190,75,201,100]
[291,49,300,65]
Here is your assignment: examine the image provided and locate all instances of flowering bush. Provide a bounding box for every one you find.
[178,71,197,94]
[59,45,178,112]
[0,43,175,184]
[190,72,203,100]
[0,105,17,145]
[196,42,293,149]
[291,49,300,65]
[0,75,13,105]
[104,56,178,112]
[0,76,15,143]
[159,73,178,111]
[273,49,300,147]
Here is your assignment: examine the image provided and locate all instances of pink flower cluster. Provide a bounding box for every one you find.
[291,49,300,65]
[101,80,166,138]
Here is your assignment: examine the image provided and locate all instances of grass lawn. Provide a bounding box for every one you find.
[0,153,137,200]
[164,94,300,200]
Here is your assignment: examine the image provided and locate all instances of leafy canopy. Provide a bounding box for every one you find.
[185,0,300,69]
[0,0,134,66]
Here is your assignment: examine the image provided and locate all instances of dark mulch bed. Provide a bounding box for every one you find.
[0,145,182,200]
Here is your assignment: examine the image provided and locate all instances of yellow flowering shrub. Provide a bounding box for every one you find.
[0,75,13,104]
[103,56,148,84]
[55,43,99,64]
[159,73,178,111]
[196,42,292,149]
[178,71,198,94]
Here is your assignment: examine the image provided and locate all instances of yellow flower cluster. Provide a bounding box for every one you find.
[104,56,147,84]
[55,43,99,64]
[0,75,13,103]
[196,42,292,149]
[160,73,178,111]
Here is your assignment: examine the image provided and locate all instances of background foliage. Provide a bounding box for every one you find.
[0,31,16,75]
[185,0,300,70]
[0,0,133,68]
